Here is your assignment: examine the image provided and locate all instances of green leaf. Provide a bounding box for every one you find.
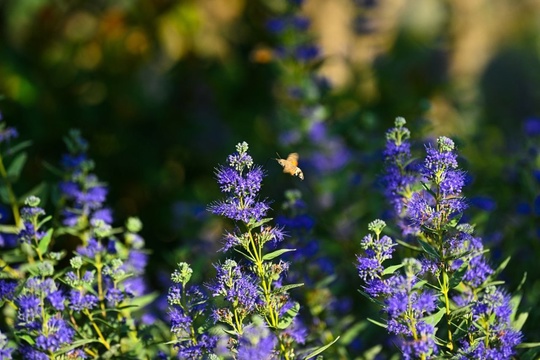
[357,289,384,305]
[274,283,304,294]
[128,291,159,309]
[37,215,52,230]
[367,317,387,329]
[277,301,299,329]
[517,342,540,349]
[223,328,238,336]
[233,248,255,262]
[421,182,436,197]
[38,229,54,255]
[396,239,422,251]
[418,239,439,259]
[516,271,527,292]
[304,336,340,359]
[248,217,272,229]
[54,338,100,355]
[42,160,65,177]
[314,274,337,288]
[445,213,463,229]
[513,312,528,332]
[449,265,468,289]
[7,152,27,181]
[262,248,295,261]
[382,263,404,276]
[362,345,383,360]
[520,348,540,360]
[18,334,36,345]
[7,140,32,156]
[0,187,10,203]
[340,321,368,345]
[492,256,511,277]
[423,307,446,327]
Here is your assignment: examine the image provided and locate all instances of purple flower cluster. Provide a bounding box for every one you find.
[236,323,278,360]
[459,287,522,359]
[59,129,112,228]
[167,262,217,358]
[204,142,308,358]
[356,221,438,358]
[381,117,419,235]
[209,142,269,223]
[374,118,523,358]
[407,136,468,228]
[208,260,262,325]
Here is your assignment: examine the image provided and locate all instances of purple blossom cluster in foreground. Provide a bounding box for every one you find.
[357,118,523,359]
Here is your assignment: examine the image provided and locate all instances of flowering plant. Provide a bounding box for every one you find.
[166,141,339,359]
[357,118,525,359]
[0,124,156,359]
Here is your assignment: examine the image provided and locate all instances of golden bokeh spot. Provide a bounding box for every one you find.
[64,11,97,42]
[75,42,102,70]
[125,29,149,55]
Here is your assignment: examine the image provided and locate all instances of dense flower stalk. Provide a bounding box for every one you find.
[207,142,306,359]
[359,118,523,358]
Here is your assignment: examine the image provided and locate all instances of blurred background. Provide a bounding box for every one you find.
[2,0,540,355]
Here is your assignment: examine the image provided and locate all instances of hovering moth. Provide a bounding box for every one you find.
[276,152,304,180]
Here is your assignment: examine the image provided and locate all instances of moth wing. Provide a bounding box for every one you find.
[286,153,299,167]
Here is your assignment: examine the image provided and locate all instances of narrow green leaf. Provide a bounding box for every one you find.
[38,229,54,255]
[304,336,340,359]
[19,334,36,345]
[248,217,272,229]
[423,307,446,327]
[128,291,159,309]
[445,213,463,229]
[277,301,299,329]
[6,140,32,156]
[7,153,27,181]
[382,263,404,276]
[367,317,387,329]
[362,345,383,359]
[418,239,439,259]
[42,161,65,177]
[233,248,255,262]
[520,348,540,360]
[37,215,52,231]
[0,187,10,203]
[340,321,368,345]
[421,182,436,197]
[54,339,100,355]
[449,265,468,289]
[517,342,540,349]
[516,272,527,292]
[274,283,304,293]
[262,248,296,261]
[493,256,511,276]
[357,289,384,306]
[396,239,422,251]
[223,328,237,336]
[513,312,528,331]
